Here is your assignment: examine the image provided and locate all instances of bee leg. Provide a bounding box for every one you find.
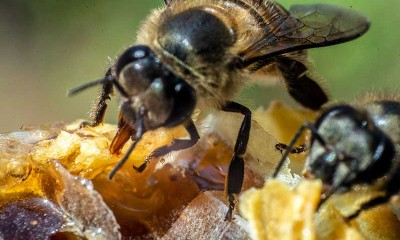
[345,171,400,221]
[345,195,390,222]
[278,57,328,110]
[275,143,307,154]
[221,101,251,221]
[273,122,326,178]
[80,69,114,128]
[133,119,200,173]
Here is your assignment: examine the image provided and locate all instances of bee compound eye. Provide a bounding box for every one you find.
[310,151,339,185]
[115,45,154,76]
[164,79,196,127]
[130,45,151,59]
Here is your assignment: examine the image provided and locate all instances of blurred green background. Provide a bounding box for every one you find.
[0,0,399,132]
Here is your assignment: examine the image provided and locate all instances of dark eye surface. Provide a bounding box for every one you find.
[309,151,338,185]
[115,45,153,76]
[116,45,167,96]
[164,78,196,127]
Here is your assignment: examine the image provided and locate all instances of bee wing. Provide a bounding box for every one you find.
[240,3,370,68]
[241,3,369,109]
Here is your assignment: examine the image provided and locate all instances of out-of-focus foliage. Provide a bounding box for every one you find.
[0,0,399,132]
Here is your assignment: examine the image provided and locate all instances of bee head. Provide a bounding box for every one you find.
[114,45,196,130]
[306,105,395,189]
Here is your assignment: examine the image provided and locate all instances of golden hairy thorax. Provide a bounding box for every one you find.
[135,0,287,108]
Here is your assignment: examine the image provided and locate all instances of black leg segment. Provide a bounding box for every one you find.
[345,171,400,221]
[133,119,200,173]
[277,57,328,110]
[221,101,251,220]
[345,195,390,222]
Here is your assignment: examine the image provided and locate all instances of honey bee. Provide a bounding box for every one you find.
[68,0,370,219]
[273,97,400,220]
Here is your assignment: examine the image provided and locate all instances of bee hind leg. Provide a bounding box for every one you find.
[221,101,251,221]
[278,57,328,110]
[133,119,200,173]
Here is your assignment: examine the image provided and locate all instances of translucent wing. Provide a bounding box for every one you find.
[240,3,370,67]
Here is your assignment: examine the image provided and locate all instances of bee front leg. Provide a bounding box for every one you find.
[80,69,114,128]
[133,119,200,173]
[221,101,251,221]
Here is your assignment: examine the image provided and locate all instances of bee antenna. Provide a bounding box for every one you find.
[67,73,130,100]
[67,78,107,97]
[66,76,113,97]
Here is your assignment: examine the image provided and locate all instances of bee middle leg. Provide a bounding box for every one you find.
[80,69,114,128]
[132,119,200,173]
[221,101,251,221]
